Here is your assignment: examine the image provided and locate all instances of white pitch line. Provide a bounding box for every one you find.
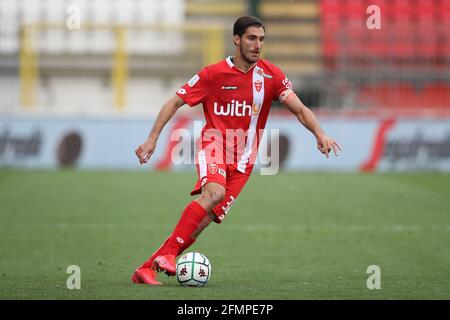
[0,222,449,232]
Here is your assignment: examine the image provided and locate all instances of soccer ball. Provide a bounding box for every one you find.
[176,252,211,287]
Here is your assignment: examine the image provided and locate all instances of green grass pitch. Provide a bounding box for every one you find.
[0,170,449,299]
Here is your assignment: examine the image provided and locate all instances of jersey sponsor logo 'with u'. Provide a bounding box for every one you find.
[213,100,251,117]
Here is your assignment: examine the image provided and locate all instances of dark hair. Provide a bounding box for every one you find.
[233,16,265,37]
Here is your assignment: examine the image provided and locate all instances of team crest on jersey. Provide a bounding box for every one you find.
[254,80,262,93]
[208,163,218,174]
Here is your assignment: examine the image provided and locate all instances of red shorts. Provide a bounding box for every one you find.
[190,150,250,224]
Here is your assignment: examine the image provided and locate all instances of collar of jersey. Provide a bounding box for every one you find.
[226,56,257,74]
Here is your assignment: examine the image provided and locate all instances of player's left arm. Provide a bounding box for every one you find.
[283,94,341,158]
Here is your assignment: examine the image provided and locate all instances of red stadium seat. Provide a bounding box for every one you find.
[320,0,449,110]
[322,17,341,31]
[423,84,450,108]
[392,23,415,41]
[389,0,414,23]
[357,83,450,109]
[344,0,365,21]
[442,43,450,56]
[393,42,415,60]
[320,0,341,14]
[322,42,337,58]
[366,0,388,12]
[389,84,417,108]
[320,0,449,74]
[357,83,428,108]
[415,0,436,19]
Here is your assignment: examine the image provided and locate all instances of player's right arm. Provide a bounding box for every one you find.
[135,94,185,164]
[136,67,209,164]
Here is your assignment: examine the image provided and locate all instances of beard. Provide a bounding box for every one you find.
[240,46,259,64]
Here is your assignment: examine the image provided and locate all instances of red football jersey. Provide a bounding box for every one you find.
[176,56,294,175]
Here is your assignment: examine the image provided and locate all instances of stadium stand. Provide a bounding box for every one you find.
[0,0,233,112]
[320,0,450,110]
[0,0,449,113]
[257,0,323,107]
[185,0,246,18]
[259,0,321,75]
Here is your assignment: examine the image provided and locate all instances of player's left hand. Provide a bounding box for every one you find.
[316,134,341,158]
[135,138,157,165]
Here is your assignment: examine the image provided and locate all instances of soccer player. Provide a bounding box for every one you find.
[132,16,341,285]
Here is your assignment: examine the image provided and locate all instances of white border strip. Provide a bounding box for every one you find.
[238,66,265,173]
[198,149,207,177]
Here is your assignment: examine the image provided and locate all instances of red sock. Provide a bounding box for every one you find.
[140,236,171,269]
[164,201,208,256]
[178,236,195,256]
[140,201,207,268]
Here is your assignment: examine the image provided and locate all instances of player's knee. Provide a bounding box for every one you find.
[201,187,225,206]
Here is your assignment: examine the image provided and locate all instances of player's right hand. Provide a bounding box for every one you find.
[135,139,156,165]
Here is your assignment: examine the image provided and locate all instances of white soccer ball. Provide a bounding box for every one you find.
[176,252,211,287]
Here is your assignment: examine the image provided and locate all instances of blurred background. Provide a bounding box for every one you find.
[1,1,450,300]
[1,0,450,171]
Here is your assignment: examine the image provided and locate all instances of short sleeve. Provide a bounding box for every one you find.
[272,67,295,104]
[176,67,210,107]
